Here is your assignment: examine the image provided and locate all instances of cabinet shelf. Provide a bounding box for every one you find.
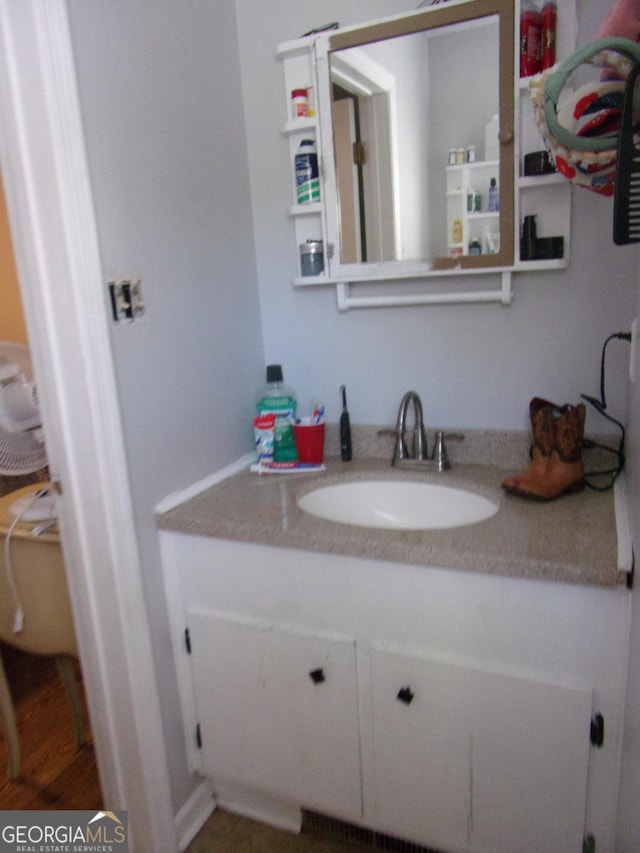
[283,117,317,135]
[467,211,499,219]
[519,173,565,189]
[516,258,569,272]
[293,274,329,286]
[289,202,322,217]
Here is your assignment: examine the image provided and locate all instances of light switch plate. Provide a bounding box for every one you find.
[108,278,144,324]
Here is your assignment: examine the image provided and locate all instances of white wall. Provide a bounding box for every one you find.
[66,0,264,810]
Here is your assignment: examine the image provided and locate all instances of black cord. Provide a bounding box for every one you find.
[581,332,631,491]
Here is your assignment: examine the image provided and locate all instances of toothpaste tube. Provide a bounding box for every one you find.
[250,461,326,475]
[254,413,275,463]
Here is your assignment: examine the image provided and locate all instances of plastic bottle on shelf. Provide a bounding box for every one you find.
[487,178,499,212]
[290,89,308,119]
[256,365,298,462]
[541,0,557,70]
[294,139,320,204]
[482,227,499,254]
[520,0,542,77]
[521,215,538,261]
[452,219,463,244]
[306,84,315,117]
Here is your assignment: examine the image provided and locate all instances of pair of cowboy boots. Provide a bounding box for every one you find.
[502,397,586,501]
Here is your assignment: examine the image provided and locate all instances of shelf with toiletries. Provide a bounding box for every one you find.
[277,37,328,281]
[514,92,572,270]
[446,161,501,259]
[514,0,576,271]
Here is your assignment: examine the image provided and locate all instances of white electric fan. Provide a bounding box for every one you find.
[0,341,57,521]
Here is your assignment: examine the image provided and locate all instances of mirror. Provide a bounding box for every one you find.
[314,0,515,279]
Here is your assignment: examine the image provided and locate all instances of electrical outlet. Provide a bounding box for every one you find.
[631,317,637,384]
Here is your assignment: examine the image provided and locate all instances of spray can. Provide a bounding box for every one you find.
[541,0,557,70]
[520,0,541,77]
[294,139,320,204]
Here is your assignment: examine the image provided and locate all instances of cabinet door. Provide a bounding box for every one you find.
[187,609,362,818]
[370,646,592,853]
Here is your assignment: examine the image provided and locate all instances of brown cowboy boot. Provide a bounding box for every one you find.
[502,398,586,500]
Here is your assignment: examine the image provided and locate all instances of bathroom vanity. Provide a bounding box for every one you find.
[158,456,630,853]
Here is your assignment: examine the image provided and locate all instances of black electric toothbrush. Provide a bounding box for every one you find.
[340,384,352,461]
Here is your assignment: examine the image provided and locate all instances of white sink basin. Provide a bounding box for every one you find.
[298,481,498,530]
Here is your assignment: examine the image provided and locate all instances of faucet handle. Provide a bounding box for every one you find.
[433,430,465,471]
[378,427,410,465]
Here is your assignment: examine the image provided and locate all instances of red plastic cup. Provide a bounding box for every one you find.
[293,420,325,464]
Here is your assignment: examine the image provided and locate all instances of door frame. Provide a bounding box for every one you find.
[0,2,175,849]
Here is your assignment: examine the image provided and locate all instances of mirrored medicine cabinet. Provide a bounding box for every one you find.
[278,0,573,307]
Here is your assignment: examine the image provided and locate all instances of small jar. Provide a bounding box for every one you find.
[299,240,324,276]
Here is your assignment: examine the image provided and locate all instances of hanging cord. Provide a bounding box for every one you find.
[3,484,52,633]
[581,332,631,491]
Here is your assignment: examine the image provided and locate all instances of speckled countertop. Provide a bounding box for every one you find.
[157,437,625,589]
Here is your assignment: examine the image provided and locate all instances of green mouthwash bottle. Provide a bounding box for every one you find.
[256,365,297,462]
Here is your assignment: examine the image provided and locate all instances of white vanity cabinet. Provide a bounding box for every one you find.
[160,533,630,853]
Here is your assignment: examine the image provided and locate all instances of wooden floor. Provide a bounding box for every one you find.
[0,641,102,809]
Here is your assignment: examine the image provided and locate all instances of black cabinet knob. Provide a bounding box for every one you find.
[397,686,414,705]
[309,668,325,684]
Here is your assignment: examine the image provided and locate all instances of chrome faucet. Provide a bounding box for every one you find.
[392,391,428,464]
[386,391,464,471]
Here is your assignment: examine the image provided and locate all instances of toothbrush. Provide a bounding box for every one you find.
[340,385,352,461]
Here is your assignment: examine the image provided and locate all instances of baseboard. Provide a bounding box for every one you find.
[175,779,216,852]
[213,782,302,834]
